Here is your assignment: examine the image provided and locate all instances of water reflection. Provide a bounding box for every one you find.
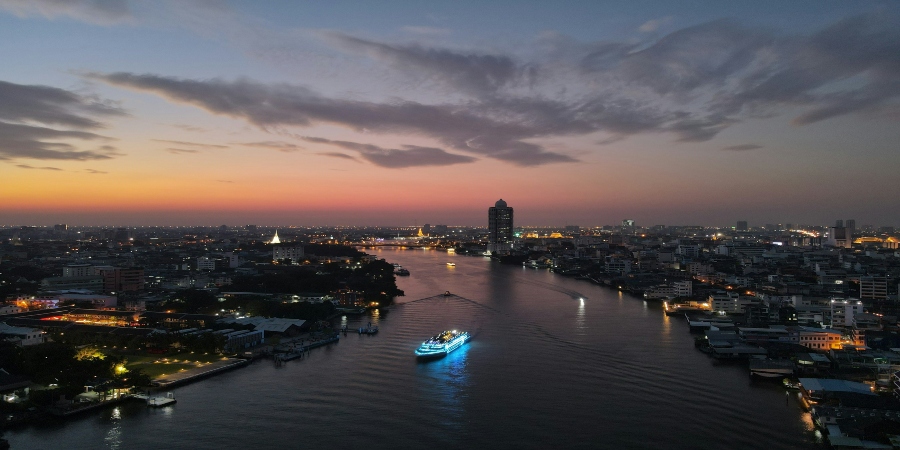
[104,406,122,449]
[575,298,586,335]
[416,345,471,430]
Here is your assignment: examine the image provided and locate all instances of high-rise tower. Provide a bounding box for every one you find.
[488,199,514,254]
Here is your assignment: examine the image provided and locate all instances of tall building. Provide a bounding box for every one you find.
[736,221,748,231]
[488,199,514,253]
[845,219,856,237]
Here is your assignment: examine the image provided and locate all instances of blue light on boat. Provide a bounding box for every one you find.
[415,330,471,358]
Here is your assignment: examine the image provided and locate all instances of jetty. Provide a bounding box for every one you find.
[132,392,177,407]
[272,333,340,364]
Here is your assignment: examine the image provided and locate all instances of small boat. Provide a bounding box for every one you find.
[446,262,456,267]
[395,268,410,276]
[415,330,470,359]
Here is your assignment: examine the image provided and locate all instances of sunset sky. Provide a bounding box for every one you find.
[1,1,898,227]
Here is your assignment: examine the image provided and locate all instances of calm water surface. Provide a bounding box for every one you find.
[7,248,822,449]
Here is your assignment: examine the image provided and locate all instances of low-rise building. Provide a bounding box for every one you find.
[0,323,46,346]
[797,327,843,351]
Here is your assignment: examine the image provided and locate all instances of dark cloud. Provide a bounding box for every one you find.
[722,144,763,151]
[668,115,735,142]
[88,14,900,163]
[0,80,124,161]
[165,148,199,154]
[0,121,118,160]
[0,0,133,25]
[152,139,228,149]
[91,72,577,166]
[577,14,900,132]
[16,164,62,171]
[0,80,124,128]
[324,32,529,95]
[236,141,304,152]
[316,152,359,162]
[303,136,476,168]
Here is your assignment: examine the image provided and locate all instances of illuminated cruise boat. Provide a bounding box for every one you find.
[415,330,470,359]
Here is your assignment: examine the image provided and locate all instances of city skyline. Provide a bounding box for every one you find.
[2,1,899,227]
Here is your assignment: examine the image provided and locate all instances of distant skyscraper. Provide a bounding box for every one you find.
[488,199,514,253]
[845,219,856,237]
[835,219,844,228]
[736,221,748,231]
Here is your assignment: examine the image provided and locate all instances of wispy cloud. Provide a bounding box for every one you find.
[171,124,207,132]
[0,80,124,161]
[722,144,763,151]
[84,168,108,174]
[16,164,62,171]
[90,72,577,166]
[0,0,133,25]
[0,122,119,160]
[84,12,900,167]
[323,32,531,95]
[165,148,199,154]
[303,136,476,168]
[152,139,228,149]
[316,152,359,162]
[236,141,304,152]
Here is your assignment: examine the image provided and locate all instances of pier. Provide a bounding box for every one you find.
[272,333,340,364]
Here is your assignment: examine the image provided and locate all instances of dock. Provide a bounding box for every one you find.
[273,333,340,363]
[47,395,130,417]
[132,392,177,407]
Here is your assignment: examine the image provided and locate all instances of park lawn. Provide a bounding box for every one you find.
[119,352,228,379]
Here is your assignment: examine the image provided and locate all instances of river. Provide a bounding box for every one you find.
[6,248,822,449]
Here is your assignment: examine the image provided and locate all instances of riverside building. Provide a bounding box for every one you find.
[488,199,514,254]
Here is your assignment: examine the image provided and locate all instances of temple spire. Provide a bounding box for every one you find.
[271,230,281,244]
